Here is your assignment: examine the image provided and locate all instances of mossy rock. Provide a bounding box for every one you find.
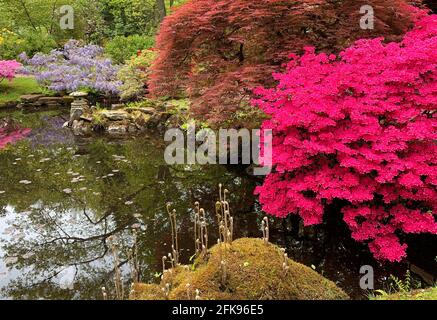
[131,238,349,300]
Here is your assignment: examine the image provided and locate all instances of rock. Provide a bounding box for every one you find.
[165,114,182,129]
[71,120,91,136]
[38,96,66,105]
[69,91,88,98]
[101,110,130,121]
[107,123,127,135]
[151,111,171,125]
[111,104,125,110]
[134,114,152,128]
[62,96,74,104]
[137,107,156,115]
[80,115,93,122]
[128,124,138,133]
[20,94,44,103]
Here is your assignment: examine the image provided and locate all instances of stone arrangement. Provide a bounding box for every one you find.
[18,94,73,109]
[70,105,172,136]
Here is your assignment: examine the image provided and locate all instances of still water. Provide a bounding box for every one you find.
[0,109,435,299]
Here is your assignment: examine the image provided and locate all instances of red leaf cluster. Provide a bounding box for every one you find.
[150,0,425,127]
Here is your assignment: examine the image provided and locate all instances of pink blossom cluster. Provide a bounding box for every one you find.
[253,14,437,262]
[0,60,21,82]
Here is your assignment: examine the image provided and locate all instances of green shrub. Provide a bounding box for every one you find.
[0,28,57,60]
[117,49,156,101]
[105,35,154,64]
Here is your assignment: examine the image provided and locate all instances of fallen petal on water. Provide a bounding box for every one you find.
[5,256,18,265]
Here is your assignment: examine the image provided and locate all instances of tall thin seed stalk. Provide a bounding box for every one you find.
[166,203,179,265]
[262,217,269,244]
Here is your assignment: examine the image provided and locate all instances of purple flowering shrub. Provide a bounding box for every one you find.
[20,40,121,95]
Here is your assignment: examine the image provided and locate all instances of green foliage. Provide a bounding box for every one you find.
[369,270,430,300]
[0,0,88,43]
[389,271,414,293]
[105,35,154,64]
[98,0,157,37]
[0,77,42,104]
[0,28,57,60]
[117,49,156,100]
[372,286,437,300]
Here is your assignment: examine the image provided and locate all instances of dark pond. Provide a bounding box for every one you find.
[0,109,435,300]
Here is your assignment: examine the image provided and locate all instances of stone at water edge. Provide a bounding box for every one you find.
[101,110,130,121]
[20,94,44,103]
[107,123,128,135]
[111,104,125,110]
[139,107,156,114]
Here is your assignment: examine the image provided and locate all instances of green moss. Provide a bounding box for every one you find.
[125,99,165,110]
[0,77,42,105]
[91,112,105,125]
[372,286,437,300]
[131,238,349,300]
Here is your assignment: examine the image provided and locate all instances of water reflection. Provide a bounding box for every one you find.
[0,110,435,300]
[0,113,260,299]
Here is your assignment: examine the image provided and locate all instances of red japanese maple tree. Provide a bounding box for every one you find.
[150,0,425,127]
[253,14,437,262]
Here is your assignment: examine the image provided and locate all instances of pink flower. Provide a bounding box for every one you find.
[253,14,437,262]
[0,60,21,82]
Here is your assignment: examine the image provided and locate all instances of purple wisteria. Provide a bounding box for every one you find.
[19,40,121,95]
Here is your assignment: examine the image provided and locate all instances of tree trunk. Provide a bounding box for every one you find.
[156,0,167,23]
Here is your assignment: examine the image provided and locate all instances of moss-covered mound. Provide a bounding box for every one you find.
[373,287,437,300]
[131,238,349,300]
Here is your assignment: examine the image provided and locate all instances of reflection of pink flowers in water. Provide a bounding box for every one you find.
[0,127,31,149]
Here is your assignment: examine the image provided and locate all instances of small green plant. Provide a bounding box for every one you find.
[389,271,413,294]
[92,112,105,125]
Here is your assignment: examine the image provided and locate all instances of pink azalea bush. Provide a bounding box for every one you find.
[0,60,21,83]
[253,14,437,262]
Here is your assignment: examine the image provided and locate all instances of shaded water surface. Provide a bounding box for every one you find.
[0,110,435,300]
